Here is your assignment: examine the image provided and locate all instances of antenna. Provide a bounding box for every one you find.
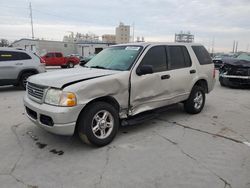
[29,2,34,39]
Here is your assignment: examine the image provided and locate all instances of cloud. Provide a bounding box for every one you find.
[0,0,249,52]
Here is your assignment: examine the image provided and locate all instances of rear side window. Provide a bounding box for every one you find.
[140,46,167,73]
[168,46,191,70]
[192,46,212,65]
[55,53,62,57]
[0,51,31,61]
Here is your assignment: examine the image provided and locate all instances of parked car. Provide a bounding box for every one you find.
[0,48,45,89]
[24,43,215,146]
[213,57,223,69]
[219,59,250,88]
[79,54,96,66]
[42,52,80,68]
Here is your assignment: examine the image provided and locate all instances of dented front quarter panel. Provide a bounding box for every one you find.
[63,71,130,118]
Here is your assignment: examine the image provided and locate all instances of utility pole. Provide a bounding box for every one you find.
[233,40,235,53]
[29,2,34,39]
[132,22,135,42]
[211,37,215,56]
[235,41,238,53]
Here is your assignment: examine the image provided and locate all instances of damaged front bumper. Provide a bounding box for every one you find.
[219,74,250,87]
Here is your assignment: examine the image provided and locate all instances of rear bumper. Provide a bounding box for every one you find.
[24,94,84,135]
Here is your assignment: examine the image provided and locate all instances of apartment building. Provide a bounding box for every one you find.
[115,22,130,44]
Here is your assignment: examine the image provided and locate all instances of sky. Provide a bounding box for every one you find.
[0,0,250,52]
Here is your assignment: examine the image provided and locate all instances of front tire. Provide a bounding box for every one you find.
[184,86,205,114]
[20,72,34,90]
[78,102,119,147]
[67,62,74,68]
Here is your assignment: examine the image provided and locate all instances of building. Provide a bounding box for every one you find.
[63,32,100,43]
[102,34,116,44]
[76,42,111,57]
[12,39,77,56]
[115,22,130,44]
[175,31,194,43]
[12,38,112,57]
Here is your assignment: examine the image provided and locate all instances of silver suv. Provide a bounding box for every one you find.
[24,43,215,146]
[0,48,45,89]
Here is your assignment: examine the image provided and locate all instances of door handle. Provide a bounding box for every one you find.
[15,63,23,65]
[161,74,170,80]
[190,69,196,74]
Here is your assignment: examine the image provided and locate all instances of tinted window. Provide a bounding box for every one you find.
[46,53,54,58]
[140,46,167,73]
[182,47,192,67]
[0,51,31,61]
[18,52,32,60]
[192,46,212,65]
[55,53,62,57]
[168,46,191,69]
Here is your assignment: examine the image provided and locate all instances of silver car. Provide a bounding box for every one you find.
[24,43,215,146]
[0,48,45,89]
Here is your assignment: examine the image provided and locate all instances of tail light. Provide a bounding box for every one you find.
[40,58,45,64]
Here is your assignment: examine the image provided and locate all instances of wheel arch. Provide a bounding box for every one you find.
[17,69,38,81]
[75,96,120,132]
[192,79,208,93]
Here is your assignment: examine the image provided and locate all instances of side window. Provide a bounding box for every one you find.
[46,53,54,58]
[192,46,212,65]
[182,47,192,67]
[0,51,14,61]
[139,46,167,73]
[18,52,31,60]
[168,46,191,70]
[0,51,30,61]
[55,53,62,57]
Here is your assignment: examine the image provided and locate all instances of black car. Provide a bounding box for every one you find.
[219,59,250,88]
[213,57,223,69]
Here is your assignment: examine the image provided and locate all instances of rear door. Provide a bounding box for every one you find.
[0,51,31,80]
[165,45,195,98]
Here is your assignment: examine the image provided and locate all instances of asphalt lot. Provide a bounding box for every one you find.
[0,69,250,188]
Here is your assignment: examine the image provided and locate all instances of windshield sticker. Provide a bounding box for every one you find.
[125,47,140,51]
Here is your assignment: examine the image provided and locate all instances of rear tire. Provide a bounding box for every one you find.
[78,102,119,147]
[20,72,34,90]
[184,85,205,114]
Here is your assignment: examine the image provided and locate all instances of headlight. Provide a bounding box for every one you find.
[45,88,77,107]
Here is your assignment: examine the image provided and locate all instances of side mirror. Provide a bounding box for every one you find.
[136,65,153,76]
[45,55,49,58]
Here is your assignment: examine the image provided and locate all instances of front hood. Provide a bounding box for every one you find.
[28,67,120,88]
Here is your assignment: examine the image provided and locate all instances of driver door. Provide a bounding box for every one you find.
[130,45,172,115]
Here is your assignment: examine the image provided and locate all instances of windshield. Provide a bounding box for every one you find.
[236,53,250,61]
[85,46,142,71]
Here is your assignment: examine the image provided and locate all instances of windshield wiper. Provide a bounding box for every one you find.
[90,65,108,69]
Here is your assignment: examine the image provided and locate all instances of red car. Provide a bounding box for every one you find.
[42,52,80,68]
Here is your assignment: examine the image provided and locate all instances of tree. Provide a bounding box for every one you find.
[0,39,9,47]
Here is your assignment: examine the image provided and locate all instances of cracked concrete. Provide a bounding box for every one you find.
[0,71,250,188]
[94,146,112,188]
[153,130,232,188]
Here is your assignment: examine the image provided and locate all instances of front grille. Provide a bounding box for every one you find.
[228,67,250,76]
[27,82,46,102]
